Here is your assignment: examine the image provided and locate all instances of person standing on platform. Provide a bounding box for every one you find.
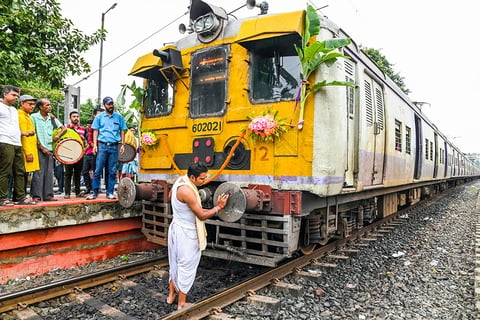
[166,162,230,309]
[64,111,86,199]
[31,98,66,201]
[81,107,103,196]
[86,97,127,200]
[0,86,36,206]
[81,119,94,196]
[18,94,40,194]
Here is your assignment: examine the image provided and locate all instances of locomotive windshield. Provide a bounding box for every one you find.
[144,78,173,118]
[189,46,228,118]
[250,51,301,103]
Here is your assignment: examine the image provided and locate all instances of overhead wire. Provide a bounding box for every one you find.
[71,10,188,87]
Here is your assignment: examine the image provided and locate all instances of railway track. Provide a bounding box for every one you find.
[0,189,457,320]
[0,257,168,318]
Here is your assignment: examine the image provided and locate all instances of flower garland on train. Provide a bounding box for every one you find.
[140,130,159,150]
[243,110,289,143]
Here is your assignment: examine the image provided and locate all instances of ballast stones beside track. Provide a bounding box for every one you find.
[475,191,480,319]
[223,182,479,319]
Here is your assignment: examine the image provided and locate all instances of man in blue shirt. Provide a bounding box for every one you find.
[86,96,127,200]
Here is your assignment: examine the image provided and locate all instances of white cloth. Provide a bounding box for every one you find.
[0,101,21,146]
[168,175,203,294]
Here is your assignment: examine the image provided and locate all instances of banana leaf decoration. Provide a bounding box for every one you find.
[294,5,355,129]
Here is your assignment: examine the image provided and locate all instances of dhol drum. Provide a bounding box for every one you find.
[118,129,137,163]
[53,128,85,165]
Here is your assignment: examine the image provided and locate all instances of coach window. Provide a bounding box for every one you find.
[345,59,355,117]
[405,126,411,154]
[425,139,429,160]
[144,78,173,118]
[395,120,402,151]
[189,46,228,118]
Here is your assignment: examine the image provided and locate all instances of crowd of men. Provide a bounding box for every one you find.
[0,85,131,207]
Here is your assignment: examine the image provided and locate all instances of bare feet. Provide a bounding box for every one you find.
[166,293,176,304]
[177,302,192,310]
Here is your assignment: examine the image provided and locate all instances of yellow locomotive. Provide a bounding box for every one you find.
[119,0,479,266]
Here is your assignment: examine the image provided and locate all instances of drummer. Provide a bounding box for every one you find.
[64,111,86,199]
[30,98,66,202]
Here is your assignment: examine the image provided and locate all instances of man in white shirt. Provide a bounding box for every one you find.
[0,85,36,206]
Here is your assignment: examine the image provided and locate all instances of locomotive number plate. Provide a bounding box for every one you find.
[191,121,222,135]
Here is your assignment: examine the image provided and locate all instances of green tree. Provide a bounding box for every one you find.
[0,0,103,88]
[79,98,97,125]
[362,47,410,95]
[117,81,144,129]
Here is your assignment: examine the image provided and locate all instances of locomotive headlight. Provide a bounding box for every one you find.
[193,13,219,35]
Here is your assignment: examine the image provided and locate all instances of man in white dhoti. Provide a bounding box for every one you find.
[167,162,229,310]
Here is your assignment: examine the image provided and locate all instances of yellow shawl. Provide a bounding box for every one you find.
[180,175,207,251]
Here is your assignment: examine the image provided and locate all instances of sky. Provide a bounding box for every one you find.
[59,0,480,153]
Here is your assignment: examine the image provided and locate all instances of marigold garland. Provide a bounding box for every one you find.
[243,110,289,143]
[140,130,159,150]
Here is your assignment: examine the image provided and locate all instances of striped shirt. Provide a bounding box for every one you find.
[31,112,63,151]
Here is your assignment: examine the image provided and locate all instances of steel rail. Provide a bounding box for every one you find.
[0,256,168,313]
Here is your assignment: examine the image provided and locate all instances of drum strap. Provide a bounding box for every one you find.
[50,114,58,129]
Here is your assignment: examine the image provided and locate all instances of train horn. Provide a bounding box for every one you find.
[246,0,269,14]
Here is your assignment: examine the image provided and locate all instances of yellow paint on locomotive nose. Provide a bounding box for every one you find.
[235,10,304,43]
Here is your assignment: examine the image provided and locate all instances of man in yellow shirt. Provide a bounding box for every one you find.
[18,95,40,194]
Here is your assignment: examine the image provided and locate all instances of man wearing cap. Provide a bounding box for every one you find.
[86,96,127,200]
[0,86,36,206]
[18,94,40,194]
